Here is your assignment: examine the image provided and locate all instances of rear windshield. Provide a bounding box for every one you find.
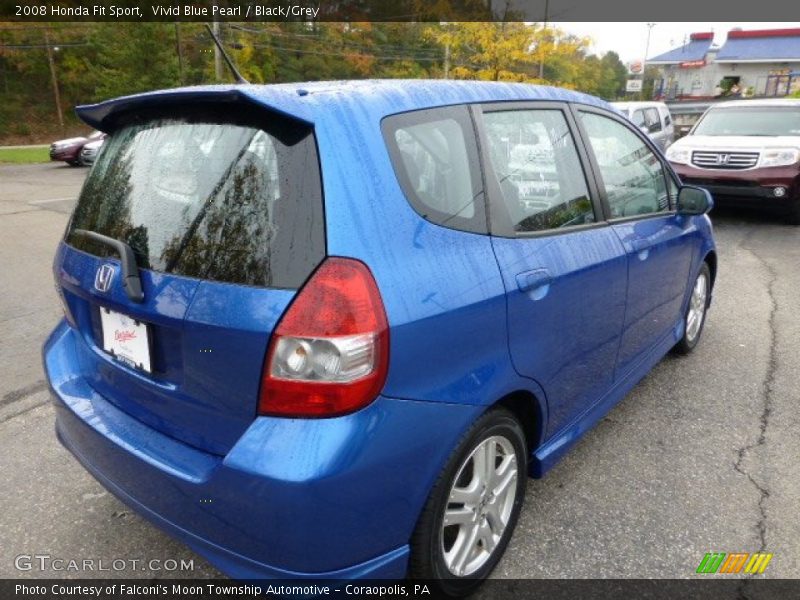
[66,107,325,289]
[693,106,800,137]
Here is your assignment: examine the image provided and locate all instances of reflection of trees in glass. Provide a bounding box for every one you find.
[517,196,593,231]
[68,134,152,268]
[160,157,275,286]
[66,113,323,288]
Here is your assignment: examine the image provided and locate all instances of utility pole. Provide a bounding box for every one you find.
[641,22,656,100]
[444,42,450,79]
[212,20,223,81]
[538,0,549,80]
[43,30,64,130]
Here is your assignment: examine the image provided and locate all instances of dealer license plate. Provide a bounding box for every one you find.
[99,307,152,373]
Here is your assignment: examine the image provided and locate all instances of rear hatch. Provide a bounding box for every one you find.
[57,103,325,455]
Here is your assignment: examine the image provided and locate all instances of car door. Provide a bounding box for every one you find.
[573,106,694,380]
[473,102,628,438]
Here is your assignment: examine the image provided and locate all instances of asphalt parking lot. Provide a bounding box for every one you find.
[1,162,798,582]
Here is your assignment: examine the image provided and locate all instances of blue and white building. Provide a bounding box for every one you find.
[649,28,800,99]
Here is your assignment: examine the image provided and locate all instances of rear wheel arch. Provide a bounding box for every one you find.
[704,250,717,289]
[494,390,544,456]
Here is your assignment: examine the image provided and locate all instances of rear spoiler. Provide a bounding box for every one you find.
[75,86,314,132]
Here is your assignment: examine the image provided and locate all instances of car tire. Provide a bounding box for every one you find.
[67,160,80,167]
[673,262,711,355]
[408,407,527,596]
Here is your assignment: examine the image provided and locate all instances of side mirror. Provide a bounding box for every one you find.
[677,185,714,215]
[639,125,650,135]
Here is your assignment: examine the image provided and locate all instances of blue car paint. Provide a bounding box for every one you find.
[44,80,716,580]
[490,227,629,439]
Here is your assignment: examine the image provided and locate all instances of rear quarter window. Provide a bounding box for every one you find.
[66,105,325,289]
[382,105,486,234]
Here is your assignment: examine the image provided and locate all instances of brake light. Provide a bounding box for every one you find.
[258,257,389,417]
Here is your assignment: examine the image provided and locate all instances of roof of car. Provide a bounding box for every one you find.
[710,98,800,109]
[76,79,613,130]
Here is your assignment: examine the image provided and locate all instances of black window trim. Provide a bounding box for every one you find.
[471,100,609,240]
[380,104,488,236]
[568,103,681,225]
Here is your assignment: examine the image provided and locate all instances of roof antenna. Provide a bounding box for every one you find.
[205,23,249,84]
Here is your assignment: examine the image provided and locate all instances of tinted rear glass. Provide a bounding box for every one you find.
[66,106,325,289]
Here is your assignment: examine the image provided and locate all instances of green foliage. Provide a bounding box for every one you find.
[89,24,180,98]
[1,22,630,143]
[0,146,50,163]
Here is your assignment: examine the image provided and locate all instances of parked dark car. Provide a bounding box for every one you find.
[49,130,103,166]
[44,80,716,594]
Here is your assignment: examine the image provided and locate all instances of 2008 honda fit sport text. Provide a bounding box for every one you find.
[43,80,716,595]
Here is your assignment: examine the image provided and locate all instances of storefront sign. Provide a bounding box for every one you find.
[626,79,643,92]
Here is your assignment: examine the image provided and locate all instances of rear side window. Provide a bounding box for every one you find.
[66,106,325,289]
[382,106,486,234]
[482,109,595,233]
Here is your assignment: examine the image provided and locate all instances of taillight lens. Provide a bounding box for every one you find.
[258,257,389,417]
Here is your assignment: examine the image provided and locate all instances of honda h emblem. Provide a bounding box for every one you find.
[94,264,115,293]
[717,154,730,165]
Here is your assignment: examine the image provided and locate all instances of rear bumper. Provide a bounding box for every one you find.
[44,321,481,580]
[673,163,800,209]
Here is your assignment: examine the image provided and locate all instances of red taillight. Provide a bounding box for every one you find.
[258,257,389,417]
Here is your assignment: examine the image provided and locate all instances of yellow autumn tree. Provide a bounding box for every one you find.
[426,22,592,86]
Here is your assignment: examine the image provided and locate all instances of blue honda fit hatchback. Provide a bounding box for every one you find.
[43,80,716,594]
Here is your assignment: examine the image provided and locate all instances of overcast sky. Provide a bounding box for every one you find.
[558,22,800,63]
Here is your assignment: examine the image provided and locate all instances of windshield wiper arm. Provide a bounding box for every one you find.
[73,229,144,303]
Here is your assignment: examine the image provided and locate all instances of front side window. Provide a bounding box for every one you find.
[67,107,325,289]
[631,109,646,128]
[382,106,485,234]
[483,109,595,233]
[579,112,670,218]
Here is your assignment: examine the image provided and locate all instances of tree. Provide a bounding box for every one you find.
[88,24,180,99]
[425,22,541,82]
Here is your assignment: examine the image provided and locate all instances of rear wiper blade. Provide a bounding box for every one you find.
[72,229,144,303]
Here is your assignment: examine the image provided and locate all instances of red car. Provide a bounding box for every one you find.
[49,130,104,166]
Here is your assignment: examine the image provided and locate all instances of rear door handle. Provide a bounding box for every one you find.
[516,268,552,300]
[630,237,652,252]
[629,237,654,260]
